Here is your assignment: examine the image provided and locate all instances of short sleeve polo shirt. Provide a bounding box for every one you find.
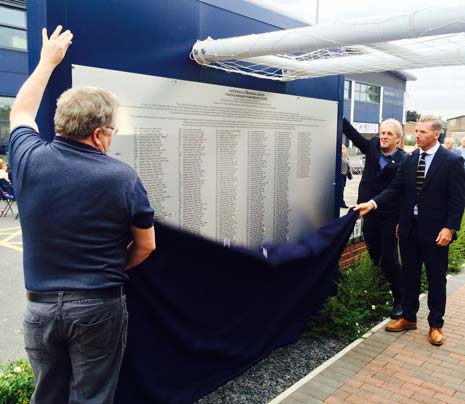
[9,126,154,292]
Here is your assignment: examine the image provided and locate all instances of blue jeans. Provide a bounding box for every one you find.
[24,293,128,404]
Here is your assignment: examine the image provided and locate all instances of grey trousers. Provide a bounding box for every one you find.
[24,294,128,404]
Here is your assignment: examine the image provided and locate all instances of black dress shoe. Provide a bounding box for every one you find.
[390,303,403,319]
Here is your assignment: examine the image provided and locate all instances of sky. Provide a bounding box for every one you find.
[257,0,465,120]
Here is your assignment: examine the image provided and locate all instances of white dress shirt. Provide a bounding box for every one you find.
[370,142,441,213]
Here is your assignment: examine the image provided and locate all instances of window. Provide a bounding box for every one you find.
[0,5,27,50]
[0,6,26,27]
[344,80,351,100]
[354,82,380,104]
[0,96,14,146]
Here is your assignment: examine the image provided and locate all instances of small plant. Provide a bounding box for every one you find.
[310,215,465,344]
[308,253,391,342]
[448,215,465,274]
[0,359,34,404]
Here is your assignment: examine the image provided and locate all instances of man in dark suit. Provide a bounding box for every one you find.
[355,115,465,346]
[343,118,407,318]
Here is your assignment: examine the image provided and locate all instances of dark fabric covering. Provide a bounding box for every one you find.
[115,211,358,404]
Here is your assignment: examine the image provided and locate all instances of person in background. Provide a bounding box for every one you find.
[443,137,461,156]
[343,118,407,319]
[9,26,156,403]
[355,115,465,346]
[456,136,465,168]
[340,144,352,208]
[0,159,10,183]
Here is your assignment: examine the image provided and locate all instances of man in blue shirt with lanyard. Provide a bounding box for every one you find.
[9,26,156,403]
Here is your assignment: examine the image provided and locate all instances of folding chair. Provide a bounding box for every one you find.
[0,179,15,218]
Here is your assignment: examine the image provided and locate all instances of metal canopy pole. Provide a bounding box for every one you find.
[192,6,465,64]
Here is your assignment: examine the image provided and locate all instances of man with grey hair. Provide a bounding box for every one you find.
[443,137,461,156]
[356,115,465,346]
[343,117,407,319]
[9,26,156,403]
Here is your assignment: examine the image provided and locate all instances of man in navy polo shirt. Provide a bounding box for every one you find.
[9,26,156,403]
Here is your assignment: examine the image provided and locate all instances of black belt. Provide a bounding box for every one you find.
[26,286,123,303]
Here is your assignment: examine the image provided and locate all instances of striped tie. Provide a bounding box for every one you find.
[416,152,427,200]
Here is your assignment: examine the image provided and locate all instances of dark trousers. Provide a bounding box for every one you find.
[339,174,347,207]
[362,212,402,303]
[24,294,128,404]
[399,222,448,328]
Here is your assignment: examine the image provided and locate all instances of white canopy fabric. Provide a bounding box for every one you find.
[191,6,465,81]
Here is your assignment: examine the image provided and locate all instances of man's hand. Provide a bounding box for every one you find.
[435,228,453,247]
[10,25,73,131]
[40,26,73,68]
[353,201,375,217]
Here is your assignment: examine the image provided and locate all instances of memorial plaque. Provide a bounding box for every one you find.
[72,65,338,247]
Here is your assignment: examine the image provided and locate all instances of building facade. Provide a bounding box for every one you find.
[343,71,412,143]
[0,1,413,158]
[446,115,465,142]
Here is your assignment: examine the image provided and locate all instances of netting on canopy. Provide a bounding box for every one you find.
[190,6,465,81]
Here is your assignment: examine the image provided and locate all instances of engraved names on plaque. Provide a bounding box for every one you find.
[72,65,338,247]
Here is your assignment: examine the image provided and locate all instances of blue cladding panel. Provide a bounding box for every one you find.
[0,71,27,97]
[0,48,28,96]
[382,87,404,122]
[198,3,286,93]
[199,0,308,29]
[0,48,27,74]
[286,75,340,102]
[29,0,201,136]
[28,0,342,151]
[67,0,200,81]
[353,101,379,123]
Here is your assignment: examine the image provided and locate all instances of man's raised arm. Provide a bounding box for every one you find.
[343,117,370,154]
[10,26,73,131]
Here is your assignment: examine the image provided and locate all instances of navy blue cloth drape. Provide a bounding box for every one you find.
[115,211,358,404]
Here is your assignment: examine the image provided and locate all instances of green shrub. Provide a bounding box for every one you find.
[448,215,465,274]
[310,215,465,344]
[0,359,34,404]
[308,253,391,342]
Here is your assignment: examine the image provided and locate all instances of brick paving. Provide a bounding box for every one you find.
[271,272,465,404]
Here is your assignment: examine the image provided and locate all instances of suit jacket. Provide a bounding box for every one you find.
[343,118,407,214]
[374,146,465,243]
